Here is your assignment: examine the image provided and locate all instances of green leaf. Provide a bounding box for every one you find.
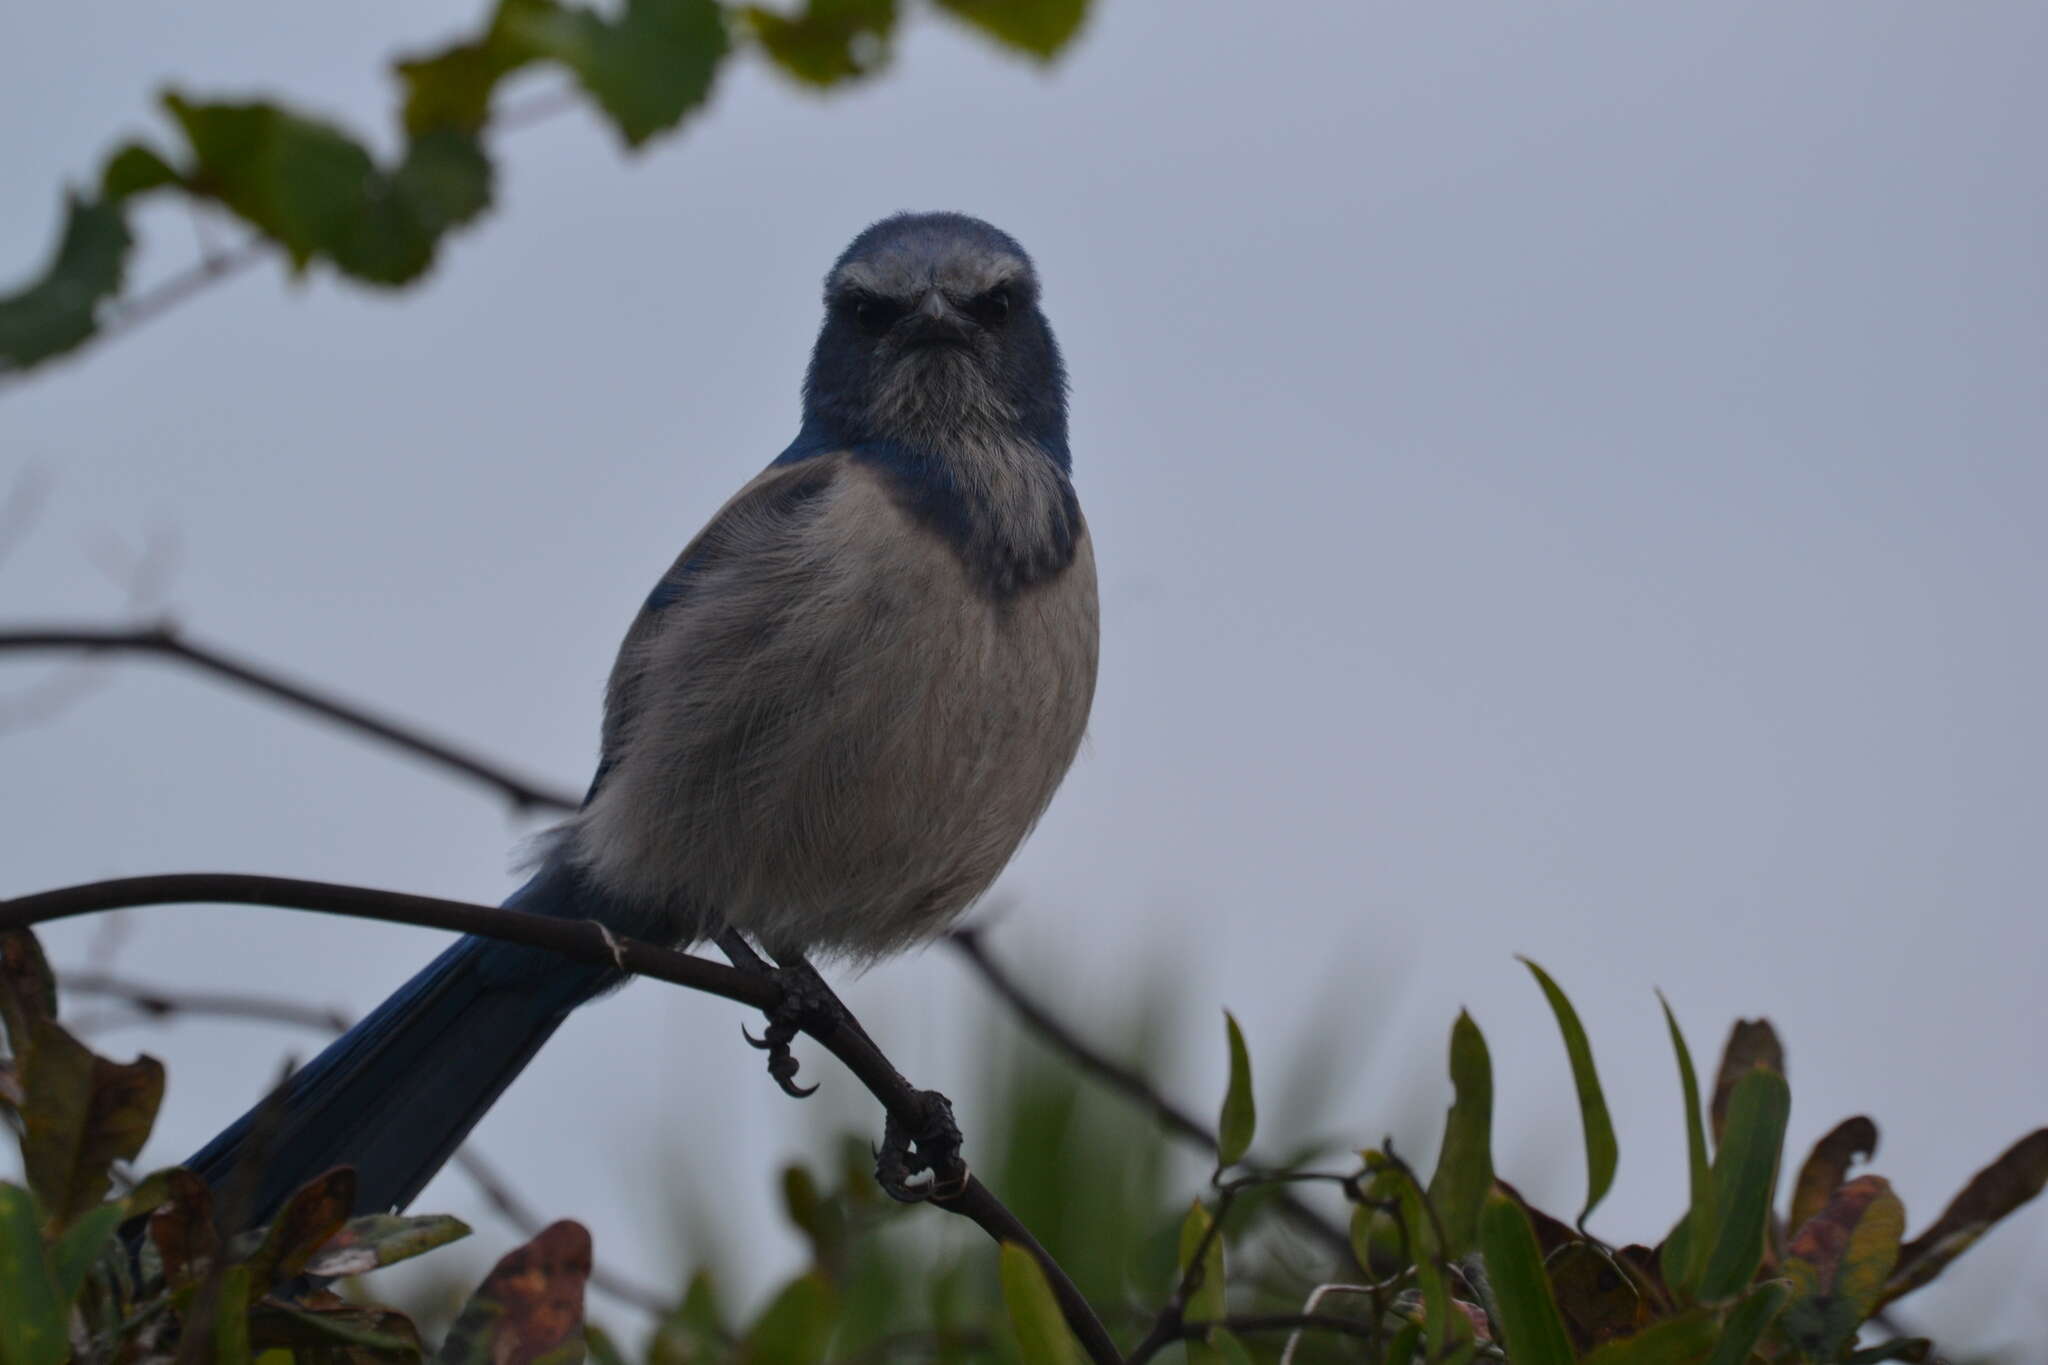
[1426,1010,1494,1258]
[301,1213,472,1279]
[1368,1151,1472,1360]
[0,1184,66,1365]
[930,0,1089,58]
[1176,1201,1230,1362]
[1659,993,1712,1298]
[49,1201,123,1304]
[998,1242,1081,1365]
[1702,1281,1790,1365]
[648,1269,727,1365]
[395,13,538,136]
[1216,1010,1256,1168]
[248,1301,424,1359]
[214,1264,256,1365]
[740,0,897,86]
[0,938,165,1232]
[1478,1190,1573,1365]
[1695,1065,1790,1302]
[1709,1021,1782,1149]
[506,0,728,147]
[1660,995,1710,1222]
[162,97,492,285]
[102,143,181,200]
[1383,1321,1423,1364]
[437,1221,591,1365]
[0,195,133,373]
[164,95,378,269]
[1580,1309,1721,1365]
[740,1269,837,1362]
[1521,958,1618,1225]
[1883,1127,2048,1305]
[1781,1175,1905,1358]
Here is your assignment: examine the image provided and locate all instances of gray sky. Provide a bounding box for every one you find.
[5,0,2045,1347]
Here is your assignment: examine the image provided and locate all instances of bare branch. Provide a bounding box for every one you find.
[0,624,579,813]
[947,927,1354,1265]
[0,873,1119,1363]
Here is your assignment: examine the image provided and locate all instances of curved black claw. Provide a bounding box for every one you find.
[735,955,851,1099]
[876,1089,968,1203]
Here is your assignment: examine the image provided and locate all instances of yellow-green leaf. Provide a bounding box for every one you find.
[0,1184,66,1365]
[1695,1066,1790,1302]
[999,1242,1081,1365]
[1478,1190,1572,1365]
[1522,958,1618,1224]
[1427,1010,1494,1257]
[1216,1010,1256,1168]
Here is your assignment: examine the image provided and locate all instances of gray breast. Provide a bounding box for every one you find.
[570,458,1099,960]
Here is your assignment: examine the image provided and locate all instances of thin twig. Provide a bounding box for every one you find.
[0,625,579,813]
[57,968,669,1314]
[1128,1312,1381,1362]
[0,874,1120,1364]
[947,927,1354,1265]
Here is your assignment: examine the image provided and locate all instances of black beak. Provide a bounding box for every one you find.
[899,289,974,346]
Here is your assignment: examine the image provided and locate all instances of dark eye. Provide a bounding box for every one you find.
[852,295,903,336]
[968,287,1012,327]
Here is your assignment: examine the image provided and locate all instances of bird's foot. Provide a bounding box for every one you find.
[722,933,852,1099]
[875,1088,968,1204]
[739,965,840,1098]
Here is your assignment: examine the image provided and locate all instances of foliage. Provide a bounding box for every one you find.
[0,0,1093,378]
[5,919,2044,1363]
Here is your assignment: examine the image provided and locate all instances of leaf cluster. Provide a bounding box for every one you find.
[0,0,1091,378]
[0,928,585,1365]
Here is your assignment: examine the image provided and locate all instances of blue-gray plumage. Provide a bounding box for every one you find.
[185,213,1099,1225]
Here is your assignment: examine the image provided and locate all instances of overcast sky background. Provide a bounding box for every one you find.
[5,0,2045,1348]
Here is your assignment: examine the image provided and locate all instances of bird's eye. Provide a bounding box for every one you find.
[852,295,903,336]
[968,287,1012,327]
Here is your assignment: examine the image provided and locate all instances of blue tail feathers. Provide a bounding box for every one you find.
[182,860,623,1225]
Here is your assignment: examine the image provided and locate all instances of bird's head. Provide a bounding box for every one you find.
[803,212,1067,463]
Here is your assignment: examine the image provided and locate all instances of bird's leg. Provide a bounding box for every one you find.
[713,930,965,1200]
[715,928,822,1097]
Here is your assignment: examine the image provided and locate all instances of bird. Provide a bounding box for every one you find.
[184,211,1100,1226]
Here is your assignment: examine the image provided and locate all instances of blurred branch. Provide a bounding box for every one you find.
[0,623,579,813]
[0,873,1120,1363]
[58,967,669,1314]
[948,927,1355,1265]
[1130,1313,1380,1362]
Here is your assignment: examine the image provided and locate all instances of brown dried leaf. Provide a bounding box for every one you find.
[149,1169,221,1291]
[1709,1019,1783,1147]
[246,1167,356,1288]
[0,929,60,1042]
[1781,1175,1905,1358]
[437,1221,591,1365]
[1547,1242,1650,1352]
[1884,1128,2048,1304]
[1789,1116,1878,1234]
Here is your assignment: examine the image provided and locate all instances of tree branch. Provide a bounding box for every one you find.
[0,625,579,813]
[0,875,1118,1363]
[946,927,1354,1265]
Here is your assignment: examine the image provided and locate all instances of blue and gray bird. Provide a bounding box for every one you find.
[186,212,1100,1224]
